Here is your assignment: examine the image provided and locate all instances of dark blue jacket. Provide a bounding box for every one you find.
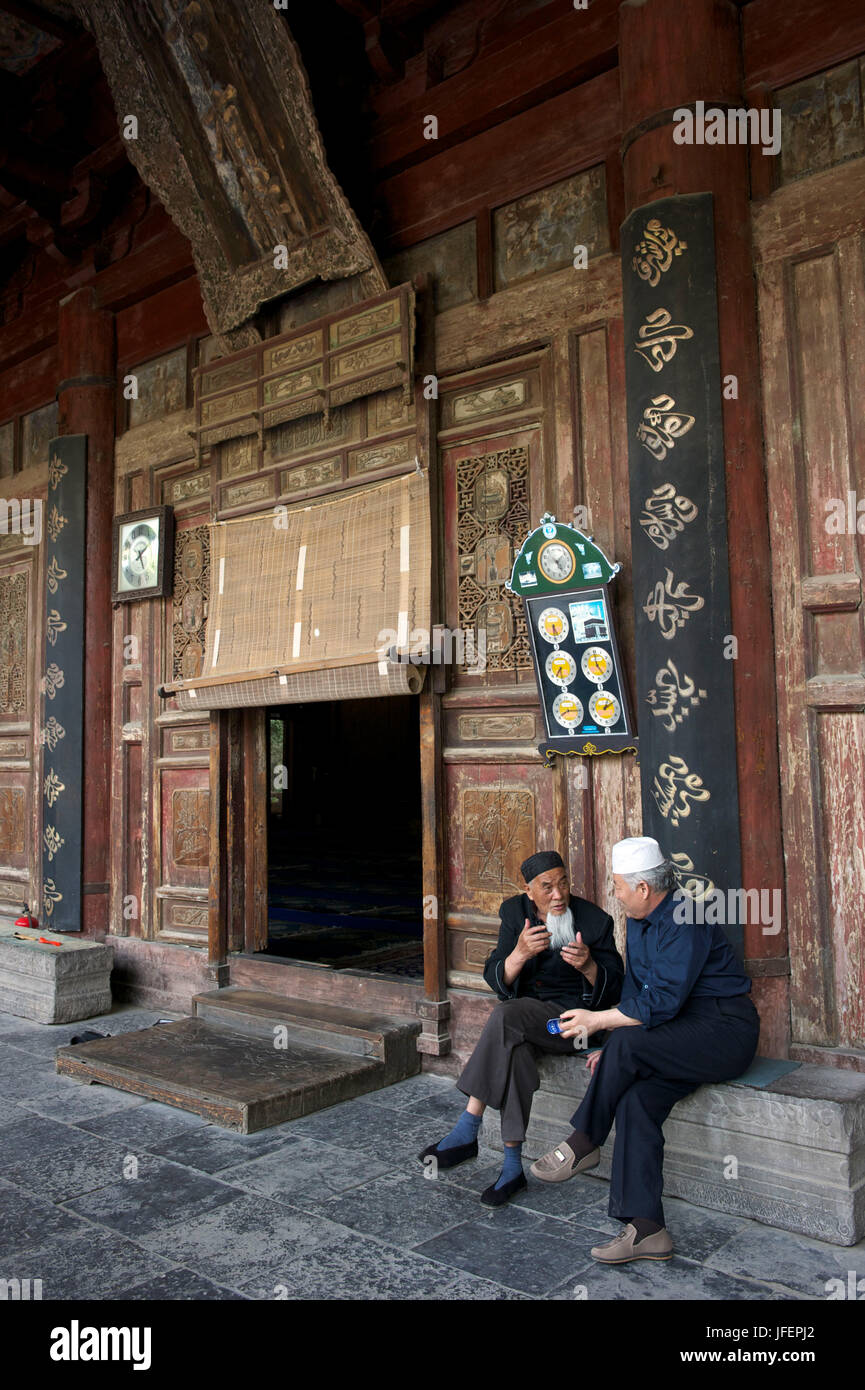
[618,890,752,1028]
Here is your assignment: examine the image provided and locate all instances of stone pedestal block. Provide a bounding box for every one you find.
[0,929,113,1024]
[481,1054,865,1246]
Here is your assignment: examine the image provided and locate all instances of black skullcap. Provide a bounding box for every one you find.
[520,850,565,884]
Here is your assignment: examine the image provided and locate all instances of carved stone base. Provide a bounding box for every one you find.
[0,929,113,1024]
[482,1054,865,1246]
[416,997,451,1056]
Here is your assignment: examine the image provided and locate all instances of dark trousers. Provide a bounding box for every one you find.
[457,997,592,1143]
[571,993,760,1226]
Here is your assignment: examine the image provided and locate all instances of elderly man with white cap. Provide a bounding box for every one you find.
[530,836,759,1262]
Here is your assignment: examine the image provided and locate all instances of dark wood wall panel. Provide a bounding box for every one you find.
[0,541,44,926]
[754,160,865,1052]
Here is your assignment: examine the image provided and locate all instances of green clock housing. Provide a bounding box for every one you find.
[506,512,620,597]
[506,513,636,762]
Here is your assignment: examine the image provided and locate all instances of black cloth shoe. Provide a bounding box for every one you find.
[417,1139,478,1169]
[480,1171,527,1207]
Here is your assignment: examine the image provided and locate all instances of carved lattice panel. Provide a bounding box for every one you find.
[172,526,211,682]
[456,446,531,671]
[0,571,27,716]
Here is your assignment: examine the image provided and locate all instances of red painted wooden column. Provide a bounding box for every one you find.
[618,0,788,1053]
[57,287,116,937]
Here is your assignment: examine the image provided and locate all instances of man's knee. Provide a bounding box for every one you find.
[602,1027,638,1061]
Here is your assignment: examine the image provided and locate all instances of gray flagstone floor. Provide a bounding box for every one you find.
[1,1003,863,1301]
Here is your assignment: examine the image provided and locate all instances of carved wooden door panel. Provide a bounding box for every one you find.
[754,164,865,1053]
[0,550,41,925]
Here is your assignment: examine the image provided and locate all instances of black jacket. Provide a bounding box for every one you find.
[483,892,624,1013]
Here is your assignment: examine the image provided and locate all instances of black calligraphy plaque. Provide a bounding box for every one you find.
[40,435,86,932]
[622,194,742,953]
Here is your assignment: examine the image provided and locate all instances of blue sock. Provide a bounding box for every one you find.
[494,1142,524,1189]
[436,1108,482,1151]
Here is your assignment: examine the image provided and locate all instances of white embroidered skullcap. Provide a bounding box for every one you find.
[611,836,665,874]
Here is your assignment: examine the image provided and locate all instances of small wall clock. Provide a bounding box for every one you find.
[112,506,175,602]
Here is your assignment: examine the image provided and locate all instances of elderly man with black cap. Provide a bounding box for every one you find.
[530,836,760,1262]
[418,849,624,1206]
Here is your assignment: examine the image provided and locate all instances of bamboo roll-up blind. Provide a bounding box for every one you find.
[170,471,431,711]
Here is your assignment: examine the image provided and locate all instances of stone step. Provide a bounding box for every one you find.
[481,1053,865,1246]
[192,987,417,1073]
[56,994,422,1134]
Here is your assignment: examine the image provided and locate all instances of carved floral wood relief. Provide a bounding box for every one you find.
[0,786,25,856]
[172,789,210,868]
[462,787,535,894]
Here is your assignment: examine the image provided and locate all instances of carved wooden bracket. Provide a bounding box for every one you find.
[75,0,387,338]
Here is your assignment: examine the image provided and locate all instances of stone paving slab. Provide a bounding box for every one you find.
[132,1193,352,1291]
[414,1203,596,1297]
[75,1099,213,1149]
[0,1182,91,1259]
[61,1160,246,1239]
[703,1224,865,1298]
[147,1121,304,1175]
[233,1225,530,1301]
[11,1224,179,1301]
[0,1006,179,1058]
[301,1167,485,1247]
[106,1268,252,1300]
[217,1135,392,1208]
[546,1257,799,1301]
[2,1006,865,1300]
[1,1111,163,1203]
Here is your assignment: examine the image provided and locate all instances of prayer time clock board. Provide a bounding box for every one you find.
[506,513,637,762]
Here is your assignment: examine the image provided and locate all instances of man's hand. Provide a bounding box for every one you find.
[502,918,551,987]
[556,1007,600,1042]
[516,917,551,960]
[586,1048,603,1077]
[561,931,592,974]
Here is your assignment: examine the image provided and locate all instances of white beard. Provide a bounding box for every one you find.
[545,906,575,951]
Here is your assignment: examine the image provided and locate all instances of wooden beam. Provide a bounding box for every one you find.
[378,67,620,250]
[744,0,865,92]
[0,0,78,39]
[369,0,618,176]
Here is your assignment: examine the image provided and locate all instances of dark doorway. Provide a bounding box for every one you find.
[265,695,424,977]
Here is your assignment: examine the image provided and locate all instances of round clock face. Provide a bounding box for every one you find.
[121,521,159,590]
[581,646,613,685]
[589,690,621,728]
[553,693,584,729]
[546,650,577,688]
[538,540,576,584]
[537,607,569,644]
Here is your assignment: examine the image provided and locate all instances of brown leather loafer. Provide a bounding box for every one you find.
[591,1223,673,1262]
[529,1141,600,1183]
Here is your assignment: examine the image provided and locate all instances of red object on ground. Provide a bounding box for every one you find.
[38,937,62,947]
[14,912,37,930]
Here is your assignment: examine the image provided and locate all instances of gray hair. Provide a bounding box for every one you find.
[621,860,675,894]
